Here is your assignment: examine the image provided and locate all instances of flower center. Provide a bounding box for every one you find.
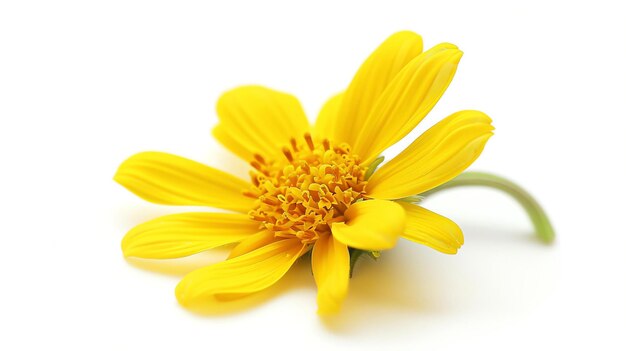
[245,133,367,244]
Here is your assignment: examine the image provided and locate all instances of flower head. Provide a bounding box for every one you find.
[115,31,494,314]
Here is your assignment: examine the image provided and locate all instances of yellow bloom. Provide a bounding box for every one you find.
[115,31,494,314]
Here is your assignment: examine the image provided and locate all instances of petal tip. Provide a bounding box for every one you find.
[317,306,340,316]
[316,294,343,316]
[120,235,139,258]
[390,30,422,40]
[175,280,193,307]
[120,240,132,258]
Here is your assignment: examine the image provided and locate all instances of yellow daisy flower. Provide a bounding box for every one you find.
[115,30,494,314]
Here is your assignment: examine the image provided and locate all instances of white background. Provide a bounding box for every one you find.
[1,0,625,350]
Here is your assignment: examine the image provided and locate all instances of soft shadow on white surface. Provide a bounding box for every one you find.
[113,202,232,230]
[173,258,316,316]
[121,233,316,316]
[125,249,232,277]
[119,218,558,325]
[321,222,558,335]
[321,254,432,333]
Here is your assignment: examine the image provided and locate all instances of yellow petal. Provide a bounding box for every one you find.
[121,212,260,259]
[312,234,349,315]
[214,85,310,162]
[352,44,464,164]
[228,230,278,259]
[313,92,343,141]
[367,110,494,199]
[175,239,305,305]
[212,124,255,162]
[399,202,463,254]
[114,152,254,212]
[331,31,424,147]
[331,200,405,251]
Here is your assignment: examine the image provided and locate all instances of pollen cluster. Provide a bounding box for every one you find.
[245,133,368,244]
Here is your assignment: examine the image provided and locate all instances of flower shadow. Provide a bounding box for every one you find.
[125,251,315,316]
[320,247,440,333]
[179,258,315,316]
[125,243,442,321]
[122,221,556,325]
[124,248,232,277]
[320,222,558,334]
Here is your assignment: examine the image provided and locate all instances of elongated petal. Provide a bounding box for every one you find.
[228,230,278,259]
[352,44,464,163]
[331,31,423,147]
[176,239,305,305]
[313,93,343,141]
[114,152,254,212]
[367,110,494,199]
[312,234,349,315]
[214,85,310,162]
[399,203,463,254]
[212,124,255,162]
[122,213,260,259]
[331,200,405,250]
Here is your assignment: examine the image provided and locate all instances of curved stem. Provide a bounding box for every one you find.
[423,172,555,243]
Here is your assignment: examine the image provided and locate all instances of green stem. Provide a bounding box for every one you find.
[423,172,555,243]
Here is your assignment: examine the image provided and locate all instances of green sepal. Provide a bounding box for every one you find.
[396,195,424,204]
[349,248,380,277]
[364,156,384,180]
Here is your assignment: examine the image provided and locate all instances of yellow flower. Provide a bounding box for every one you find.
[115,31,494,314]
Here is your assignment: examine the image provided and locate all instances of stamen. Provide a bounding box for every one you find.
[247,135,367,244]
[250,213,267,221]
[327,215,345,223]
[254,154,266,164]
[243,189,260,198]
[304,133,314,151]
[250,160,263,171]
[290,138,299,152]
[282,147,294,162]
[260,196,279,206]
[322,139,330,151]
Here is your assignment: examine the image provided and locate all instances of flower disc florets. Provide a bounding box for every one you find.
[245,133,367,244]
